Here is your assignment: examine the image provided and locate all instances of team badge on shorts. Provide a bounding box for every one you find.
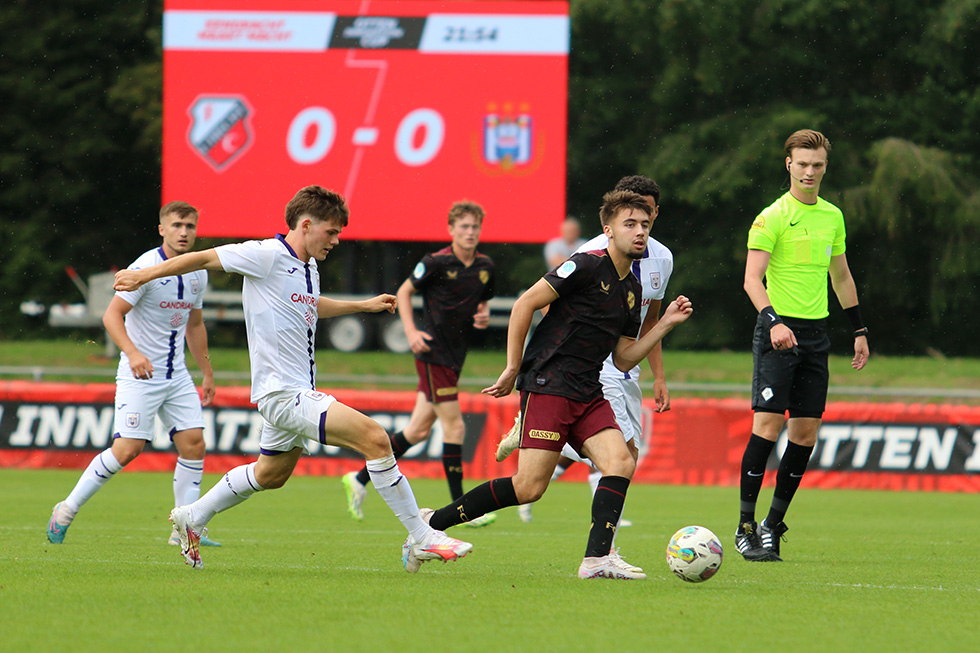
[187,95,254,171]
[126,412,141,429]
[305,390,327,401]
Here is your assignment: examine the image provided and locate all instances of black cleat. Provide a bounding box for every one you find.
[736,521,781,561]
[759,519,789,559]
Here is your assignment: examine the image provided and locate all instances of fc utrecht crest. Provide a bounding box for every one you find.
[187,95,254,171]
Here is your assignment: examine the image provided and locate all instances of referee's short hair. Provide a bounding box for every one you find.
[785,129,832,156]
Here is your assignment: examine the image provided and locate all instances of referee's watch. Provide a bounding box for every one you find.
[854,327,869,338]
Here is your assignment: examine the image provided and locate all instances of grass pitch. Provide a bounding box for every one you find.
[2,468,977,652]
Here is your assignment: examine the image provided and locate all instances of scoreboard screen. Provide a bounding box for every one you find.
[162,0,569,242]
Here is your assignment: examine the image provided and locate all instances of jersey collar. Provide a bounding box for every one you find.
[276,233,302,260]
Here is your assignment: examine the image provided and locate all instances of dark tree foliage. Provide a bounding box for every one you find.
[3,0,980,356]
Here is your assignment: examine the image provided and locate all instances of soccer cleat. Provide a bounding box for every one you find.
[578,554,647,580]
[517,503,533,523]
[170,529,222,547]
[736,521,780,562]
[46,501,75,544]
[412,530,473,564]
[609,547,643,574]
[402,535,422,573]
[169,506,203,569]
[463,512,497,528]
[342,471,367,521]
[759,519,789,558]
[495,415,521,462]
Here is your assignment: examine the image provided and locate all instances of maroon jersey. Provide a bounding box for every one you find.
[410,246,495,372]
[517,250,641,402]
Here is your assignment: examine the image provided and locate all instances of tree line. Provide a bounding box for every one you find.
[1,0,978,355]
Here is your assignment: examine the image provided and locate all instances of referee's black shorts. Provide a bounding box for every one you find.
[751,315,831,419]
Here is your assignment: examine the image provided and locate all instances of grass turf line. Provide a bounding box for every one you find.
[1,469,977,652]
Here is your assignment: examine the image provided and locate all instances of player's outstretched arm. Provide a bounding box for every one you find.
[613,295,693,372]
[317,293,396,319]
[114,250,222,291]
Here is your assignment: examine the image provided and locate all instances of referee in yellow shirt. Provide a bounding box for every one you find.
[736,129,870,562]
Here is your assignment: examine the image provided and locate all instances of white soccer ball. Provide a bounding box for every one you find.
[666,525,723,583]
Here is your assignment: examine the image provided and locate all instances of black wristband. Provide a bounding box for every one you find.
[854,327,869,338]
[844,305,865,331]
[760,305,783,331]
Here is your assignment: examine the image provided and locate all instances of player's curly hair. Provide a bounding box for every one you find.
[598,190,652,226]
[784,129,831,156]
[613,175,661,206]
[448,200,485,226]
[285,185,350,229]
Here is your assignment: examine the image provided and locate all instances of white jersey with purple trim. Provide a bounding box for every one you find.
[114,247,207,381]
[575,234,673,381]
[216,235,320,403]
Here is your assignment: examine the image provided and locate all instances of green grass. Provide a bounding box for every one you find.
[2,469,977,652]
[4,339,980,400]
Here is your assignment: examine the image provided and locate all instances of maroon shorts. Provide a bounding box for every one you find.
[415,359,460,403]
[517,391,621,455]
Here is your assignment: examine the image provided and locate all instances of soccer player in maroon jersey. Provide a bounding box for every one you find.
[343,201,496,525]
[408,190,693,578]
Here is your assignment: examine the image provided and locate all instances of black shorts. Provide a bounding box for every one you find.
[751,315,830,419]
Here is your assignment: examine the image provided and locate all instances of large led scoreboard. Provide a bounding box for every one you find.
[162,1,569,242]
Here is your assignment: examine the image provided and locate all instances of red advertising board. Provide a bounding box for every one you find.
[162,0,569,242]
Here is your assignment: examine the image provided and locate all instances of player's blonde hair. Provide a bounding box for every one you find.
[448,200,485,226]
[159,201,198,224]
[285,185,350,229]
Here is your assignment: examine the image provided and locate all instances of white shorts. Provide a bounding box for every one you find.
[559,375,643,464]
[113,375,204,441]
[256,389,337,455]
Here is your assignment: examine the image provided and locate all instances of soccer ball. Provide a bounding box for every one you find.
[666,525,723,583]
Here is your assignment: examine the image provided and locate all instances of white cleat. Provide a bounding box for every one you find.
[608,547,643,574]
[496,415,521,462]
[169,506,203,569]
[578,553,647,580]
[402,508,473,572]
[517,503,533,523]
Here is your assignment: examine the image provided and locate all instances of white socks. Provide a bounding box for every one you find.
[588,470,601,497]
[366,455,430,542]
[188,462,263,528]
[173,457,204,507]
[64,448,124,513]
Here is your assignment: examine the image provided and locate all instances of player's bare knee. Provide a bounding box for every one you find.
[174,433,206,460]
[512,476,548,503]
[361,421,393,459]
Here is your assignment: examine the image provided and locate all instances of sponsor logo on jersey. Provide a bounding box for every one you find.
[187,95,254,171]
[600,281,610,295]
[160,301,194,309]
[290,293,318,306]
[170,313,184,328]
[557,260,576,279]
[446,269,458,280]
[528,429,560,441]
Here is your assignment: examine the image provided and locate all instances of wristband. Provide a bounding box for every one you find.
[760,305,783,331]
[844,304,865,331]
[854,327,869,338]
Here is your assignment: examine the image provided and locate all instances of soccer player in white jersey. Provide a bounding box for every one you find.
[113,185,472,571]
[47,201,220,547]
[502,176,673,570]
